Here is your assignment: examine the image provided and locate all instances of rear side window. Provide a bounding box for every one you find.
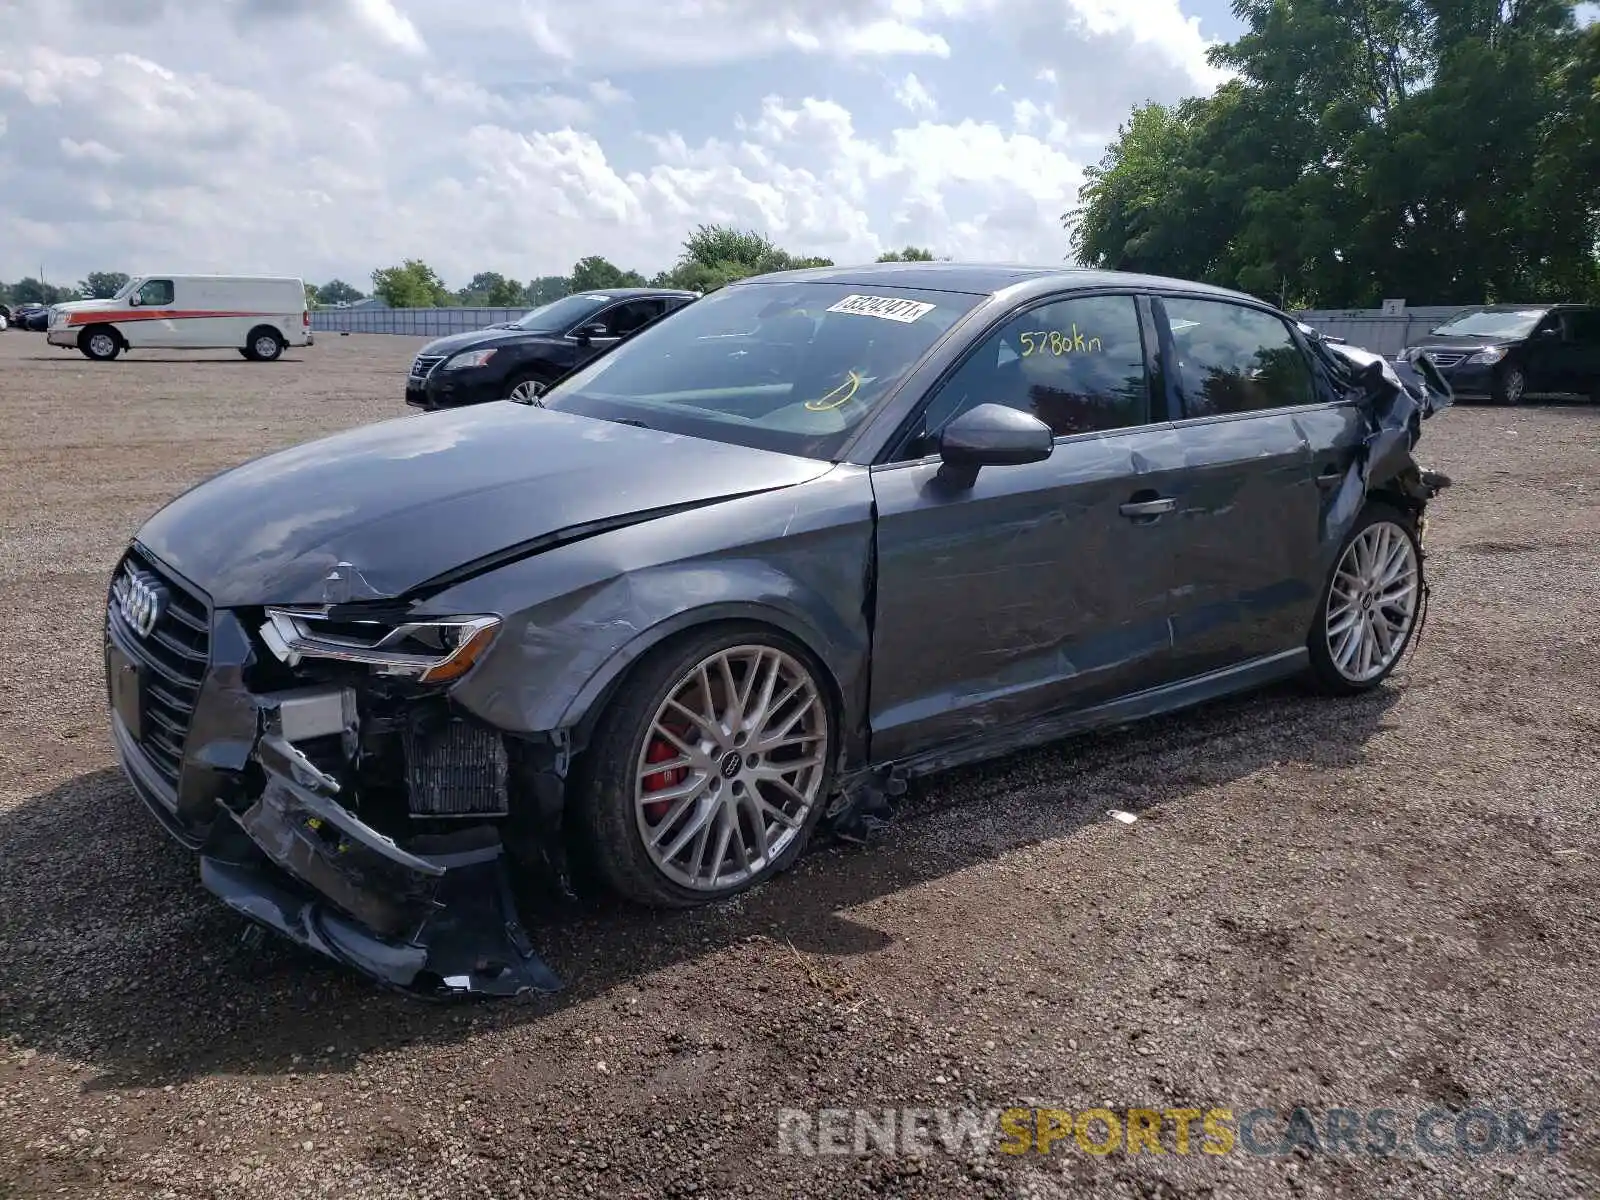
[1565,309,1600,345]
[1162,297,1316,417]
[137,279,174,306]
[912,292,1150,447]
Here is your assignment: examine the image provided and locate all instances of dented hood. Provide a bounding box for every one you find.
[136,404,832,606]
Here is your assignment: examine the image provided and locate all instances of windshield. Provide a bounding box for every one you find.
[1430,308,1547,339]
[538,281,981,459]
[511,293,614,332]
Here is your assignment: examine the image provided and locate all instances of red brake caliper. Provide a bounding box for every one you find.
[641,731,688,822]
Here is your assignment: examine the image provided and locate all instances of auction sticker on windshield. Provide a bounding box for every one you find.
[826,294,937,323]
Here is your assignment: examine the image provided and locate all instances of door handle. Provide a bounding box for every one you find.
[1119,497,1177,518]
[1316,464,1345,489]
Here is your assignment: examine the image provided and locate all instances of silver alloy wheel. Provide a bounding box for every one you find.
[508,379,545,402]
[88,333,116,359]
[1326,520,1420,684]
[254,334,280,359]
[634,644,829,892]
[1503,368,1524,405]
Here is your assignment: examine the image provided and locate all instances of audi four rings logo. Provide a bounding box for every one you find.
[115,567,167,638]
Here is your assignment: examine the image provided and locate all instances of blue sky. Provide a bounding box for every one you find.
[0,1,1242,288]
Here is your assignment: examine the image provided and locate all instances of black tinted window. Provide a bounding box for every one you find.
[600,299,664,337]
[913,293,1149,448]
[1564,310,1600,344]
[1164,297,1316,416]
[138,279,174,306]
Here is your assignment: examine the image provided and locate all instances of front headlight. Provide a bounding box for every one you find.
[260,608,500,684]
[1466,346,1506,365]
[442,348,498,370]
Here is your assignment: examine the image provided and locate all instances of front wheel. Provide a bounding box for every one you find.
[1307,503,1424,694]
[576,627,836,907]
[1492,364,1525,406]
[79,327,120,361]
[504,375,547,403]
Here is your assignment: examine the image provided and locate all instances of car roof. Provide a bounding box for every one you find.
[730,261,1265,304]
[570,287,697,300]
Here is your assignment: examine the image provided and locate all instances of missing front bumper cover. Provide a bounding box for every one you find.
[198,731,560,998]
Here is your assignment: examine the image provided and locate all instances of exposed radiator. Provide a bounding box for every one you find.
[403,717,509,818]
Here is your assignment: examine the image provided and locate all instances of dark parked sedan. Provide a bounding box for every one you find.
[106,263,1451,997]
[404,287,698,410]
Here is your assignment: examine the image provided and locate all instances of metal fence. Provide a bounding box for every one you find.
[314,301,1478,355]
[1291,306,1469,356]
[312,307,526,337]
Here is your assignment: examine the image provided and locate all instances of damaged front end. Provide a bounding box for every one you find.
[106,561,566,999]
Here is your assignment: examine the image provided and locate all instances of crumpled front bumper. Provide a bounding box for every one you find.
[110,641,563,999]
[198,732,560,998]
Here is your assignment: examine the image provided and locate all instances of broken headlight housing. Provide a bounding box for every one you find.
[260,608,501,684]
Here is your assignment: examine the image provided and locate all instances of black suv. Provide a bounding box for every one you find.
[405,288,698,410]
[1406,303,1600,405]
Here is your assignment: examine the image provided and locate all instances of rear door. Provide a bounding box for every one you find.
[1543,308,1600,396]
[1153,293,1358,679]
[868,290,1192,762]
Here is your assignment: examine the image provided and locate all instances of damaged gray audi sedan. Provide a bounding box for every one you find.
[106,263,1452,997]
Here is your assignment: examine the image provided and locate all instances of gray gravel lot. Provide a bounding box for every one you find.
[1,331,1597,1199]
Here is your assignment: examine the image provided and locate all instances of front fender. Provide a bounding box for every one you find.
[437,467,876,761]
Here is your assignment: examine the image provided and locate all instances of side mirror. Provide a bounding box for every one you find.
[1537,326,1561,340]
[575,322,608,342]
[936,403,1052,487]
[128,294,142,307]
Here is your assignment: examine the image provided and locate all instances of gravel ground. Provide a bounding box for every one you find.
[1,331,1597,1200]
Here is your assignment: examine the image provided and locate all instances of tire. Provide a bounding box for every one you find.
[1492,363,1525,406]
[574,624,837,908]
[1307,502,1424,694]
[246,327,285,362]
[504,374,548,403]
[79,327,121,361]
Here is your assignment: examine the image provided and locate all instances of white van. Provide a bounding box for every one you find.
[47,274,314,362]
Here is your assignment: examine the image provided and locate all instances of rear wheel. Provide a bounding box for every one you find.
[79,327,120,361]
[1307,503,1423,694]
[246,327,285,362]
[575,626,836,908]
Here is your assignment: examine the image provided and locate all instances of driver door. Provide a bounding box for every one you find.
[868,291,1187,763]
[129,278,177,347]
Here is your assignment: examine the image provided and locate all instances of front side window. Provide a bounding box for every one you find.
[1567,309,1600,345]
[137,279,174,306]
[596,299,665,337]
[907,292,1150,453]
[1163,297,1315,417]
[539,281,980,459]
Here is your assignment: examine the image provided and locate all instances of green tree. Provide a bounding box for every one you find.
[876,246,936,262]
[79,271,130,299]
[1069,0,1600,307]
[317,279,364,305]
[661,224,833,292]
[524,275,571,305]
[305,283,320,309]
[568,256,647,292]
[371,259,451,308]
[8,277,73,305]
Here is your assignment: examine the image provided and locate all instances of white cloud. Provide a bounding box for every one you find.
[892,72,937,116]
[0,0,1229,286]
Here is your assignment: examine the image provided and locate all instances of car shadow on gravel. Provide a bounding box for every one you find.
[0,677,1399,1089]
